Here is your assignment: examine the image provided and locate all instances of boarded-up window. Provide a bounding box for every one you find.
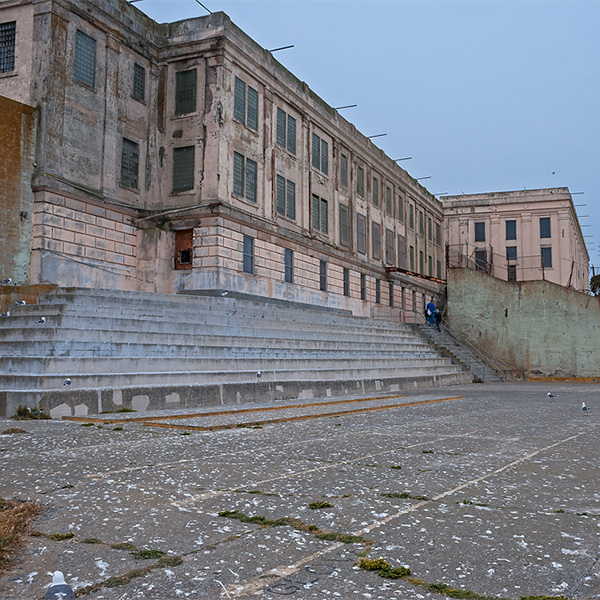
[174,229,193,270]
[120,138,139,189]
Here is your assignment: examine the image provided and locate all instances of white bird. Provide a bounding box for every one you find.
[221,291,228,296]
[63,378,71,387]
[1,278,12,284]
[0,311,9,317]
[44,571,75,600]
[15,300,26,305]
[256,370,262,379]
[36,317,47,324]
[582,402,590,412]
[547,392,556,398]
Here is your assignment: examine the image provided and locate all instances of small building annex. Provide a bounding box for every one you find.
[0,0,446,319]
[443,188,589,292]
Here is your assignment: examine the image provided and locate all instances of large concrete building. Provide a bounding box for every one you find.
[443,188,589,292]
[0,0,446,320]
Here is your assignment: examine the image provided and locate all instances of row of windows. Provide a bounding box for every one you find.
[475,246,553,279]
[474,217,552,243]
[241,234,411,305]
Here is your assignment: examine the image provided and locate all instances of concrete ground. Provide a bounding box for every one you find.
[0,381,599,600]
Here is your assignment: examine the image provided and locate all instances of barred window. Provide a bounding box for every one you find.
[0,21,16,74]
[385,228,395,265]
[276,175,295,220]
[276,107,296,154]
[474,221,486,242]
[357,165,364,197]
[398,195,404,222]
[172,146,195,192]
[311,194,328,234]
[506,219,517,240]
[389,282,394,308]
[409,245,415,271]
[372,177,379,207]
[428,217,433,241]
[340,154,348,188]
[319,260,327,291]
[435,222,441,246]
[375,278,381,304]
[132,63,146,102]
[175,69,196,115]
[506,246,517,261]
[419,250,424,273]
[397,235,406,269]
[284,248,294,284]
[541,246,552,268]
[428,255,433,277]
[233,152,257,202]
[234,76,258,131]
[360,273,367,301]
[243,235,255,274]
[343,268,350,297]
[540,217,551,239]
[120,138,139,189]
[372,222,381,260]
[419,211,424,236]
[356,213,367,254]
[339,204,351,248]
[386,186,392,215]
[74,30,96,88]
[311,133,328,175]
[475,249,487,271]
[409,204,414,229]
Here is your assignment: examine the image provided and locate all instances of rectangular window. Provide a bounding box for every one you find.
[233,152,257,202]
[385,228,395,265]
[339,204,351,247]
[435,222,441,246]
[372,177,379,207]
[175,69,197,115]
[540,217,551,239]
[357,166,364,197]
[436,260,442,279]
[419,250,424,273]
[276,175,295,220]
[276,107,296,154]
[174,229,193,270]
[506,246,517,261]
[541,246,552,268]
[311,194,328,234]
[474,221,486,242]
[419,211,424,236]
[397,235,406,269]
[172,146,195,192]
[386,186,392,215]
[508,264,517,281]
[340,154,348,188]
[284,248,294,284]
[375,278,381,304]
[132,63,146,102]
[389,282,394,308]
[475,249,487,271]
[319,260,327,291]
[356,213,367,254]
[74,30,96,88]
[311,133,328,174]
[234,76,258,131]
[428,255,433,277]
[372,222,381,260]
[360,273,366,301]
[243,235,255,274]
[506,219,517,240]
[120,138,139,189]
[428,217,433,241]
[409,204,414,229]
[398,195,404,222]
[343,268,350,297]
[0,21,16,74]
[409,245,415,271]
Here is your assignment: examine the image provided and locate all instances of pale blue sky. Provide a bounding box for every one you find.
[132,0,600,272]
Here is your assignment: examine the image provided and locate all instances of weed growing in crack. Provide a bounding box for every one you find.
[308,501,333,509]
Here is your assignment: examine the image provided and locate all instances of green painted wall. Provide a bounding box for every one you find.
[447,268,600,378]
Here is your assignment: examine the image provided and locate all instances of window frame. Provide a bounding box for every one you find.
[311,194,328,234]
[0,21,17,74]
[539,217,551,239]
[233,151,257,203]
[276,174,296,220]
[311,133,328,175]
[276,107,296,154]
[234,76,258,131]
[474,221,486,243]
[243,235,255,274]
[172,146,195,193]
[356,213,367,254]
[120,137,140,190]
[175,69,197,116]
[505,219,517,241]
[284,248,294,284]
[319,259,327,291]
[132,62,146,103]
[343,267,350,297]
[73,29,96,89]
[371,222,381,261]
[339,204,351,248]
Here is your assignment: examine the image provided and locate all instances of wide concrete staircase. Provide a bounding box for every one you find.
[0,289,472,417]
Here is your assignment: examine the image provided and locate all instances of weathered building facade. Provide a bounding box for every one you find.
[0,0,446,319]
[443,188,589,292]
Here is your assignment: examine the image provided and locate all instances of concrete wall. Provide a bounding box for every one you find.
[447,268,600,378]
[0,96,36,284]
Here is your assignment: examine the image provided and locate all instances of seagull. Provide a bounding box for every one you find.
[256,370,262,379]
[221,291,228,296]
[0,311,9,317]
[44,570,75,600]
[63,378,71,387]
[36,317,47,324]
[547,392,556,398]
[1,278,12,284]
[582,402,590,412]
[15,300,26,305]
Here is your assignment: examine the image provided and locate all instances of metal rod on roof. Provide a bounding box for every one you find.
[416,176,432,181]
[367,134,387,139]
[394,157,412,161]
[268,45,294,53]
[335,104,357,110]
[194,0,212,14]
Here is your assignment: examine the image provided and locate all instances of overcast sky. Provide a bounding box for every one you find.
[132,0,600,273]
